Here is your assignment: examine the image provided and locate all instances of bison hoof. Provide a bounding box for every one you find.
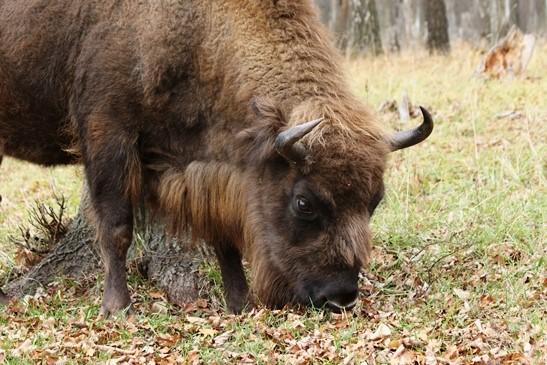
[99,291,131,318]
[226,296,252,314]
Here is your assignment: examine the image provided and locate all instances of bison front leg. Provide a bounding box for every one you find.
[214,244,250,314]
[82,119,140,316]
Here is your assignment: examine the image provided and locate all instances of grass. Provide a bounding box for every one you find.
[0,43,545,363]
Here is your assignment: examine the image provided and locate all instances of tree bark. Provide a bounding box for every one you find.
[2,185,210,307]
[505,0,519,28]
[347,0,383,55]
[491,0,511,42]
[425,0,450,54]
[537,0,546,34]
[377,0,402,52]
[329,0,383,55]
[314,0,333,26]
[4,206,100,297]
[474,0,492,41]
[331,0,351,49]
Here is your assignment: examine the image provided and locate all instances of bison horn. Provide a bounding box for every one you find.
[390,107,434,151]
[275,118,323,163]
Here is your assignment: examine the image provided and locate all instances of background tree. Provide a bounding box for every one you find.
[323,0,383,55]
[424,0,450,54]
[507,0,519,28]
[317,0,547,53]
[331,0,351,49]
[348,0,383,55]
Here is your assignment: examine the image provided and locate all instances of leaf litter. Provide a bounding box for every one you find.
[1,241,544,365]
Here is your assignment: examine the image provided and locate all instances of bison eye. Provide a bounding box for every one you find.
[293,195,316,220]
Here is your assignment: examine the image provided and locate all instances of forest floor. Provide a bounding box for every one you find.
[0,43,545,364]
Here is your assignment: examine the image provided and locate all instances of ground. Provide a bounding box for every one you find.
[0,44,545,364]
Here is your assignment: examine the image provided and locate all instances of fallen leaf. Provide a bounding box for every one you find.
[453,288,470,300]
[391,345,419,365]
[368,323,391,341]
[150,301,168,314]
[213,330,233,346]
[199,328,217,337]
[425,340,439,365]
[186,316,207,324]
[480,294,496,306]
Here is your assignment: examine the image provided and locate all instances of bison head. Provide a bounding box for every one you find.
[237,98,433,311]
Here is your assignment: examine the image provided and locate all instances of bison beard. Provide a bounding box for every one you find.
[0,0,432,315]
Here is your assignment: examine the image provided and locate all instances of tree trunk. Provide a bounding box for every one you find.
[348,0,383,55]
[331,0,351,49]
[505,0,519,28]
[377,0,402,52]
[474,0,492,41]
[425,0,450,54]
[2,185,210,307]
[537,0,546,34]
[314,0,333,26]
[329,0,383,55]
[491,0,510,42]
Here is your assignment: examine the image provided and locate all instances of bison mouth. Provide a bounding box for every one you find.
[291,273,360,312]
[292,291,358,312]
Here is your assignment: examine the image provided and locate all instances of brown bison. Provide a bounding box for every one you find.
[0,0,433,315]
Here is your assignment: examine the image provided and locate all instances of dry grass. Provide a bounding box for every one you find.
[0,43,545,364]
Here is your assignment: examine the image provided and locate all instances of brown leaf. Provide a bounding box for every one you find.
[199,328,217,337]
[150,301,168,314]
[368,323,392,341]
[453,288,470,300]
[391,345,419,365]
[444,345,459,360]
[213,330,233,347]
[149,291,165,299]
[388,339,402,350]
[425,340,440,365]
[480,294,496,307]
[14,339,35,355]
[186,316,207,324]
[156,333,179,346]
[187,350,200,365]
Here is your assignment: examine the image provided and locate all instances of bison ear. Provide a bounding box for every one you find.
[235,98,287,165]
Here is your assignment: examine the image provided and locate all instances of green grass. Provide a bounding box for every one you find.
[0,43,545,363]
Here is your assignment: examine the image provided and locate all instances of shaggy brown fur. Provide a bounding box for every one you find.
[0,0,398,313]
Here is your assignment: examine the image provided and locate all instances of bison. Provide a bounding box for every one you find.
[0,0,433,315]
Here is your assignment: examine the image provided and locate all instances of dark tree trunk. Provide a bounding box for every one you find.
[425,0,450,54]
[2,185,210,308]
